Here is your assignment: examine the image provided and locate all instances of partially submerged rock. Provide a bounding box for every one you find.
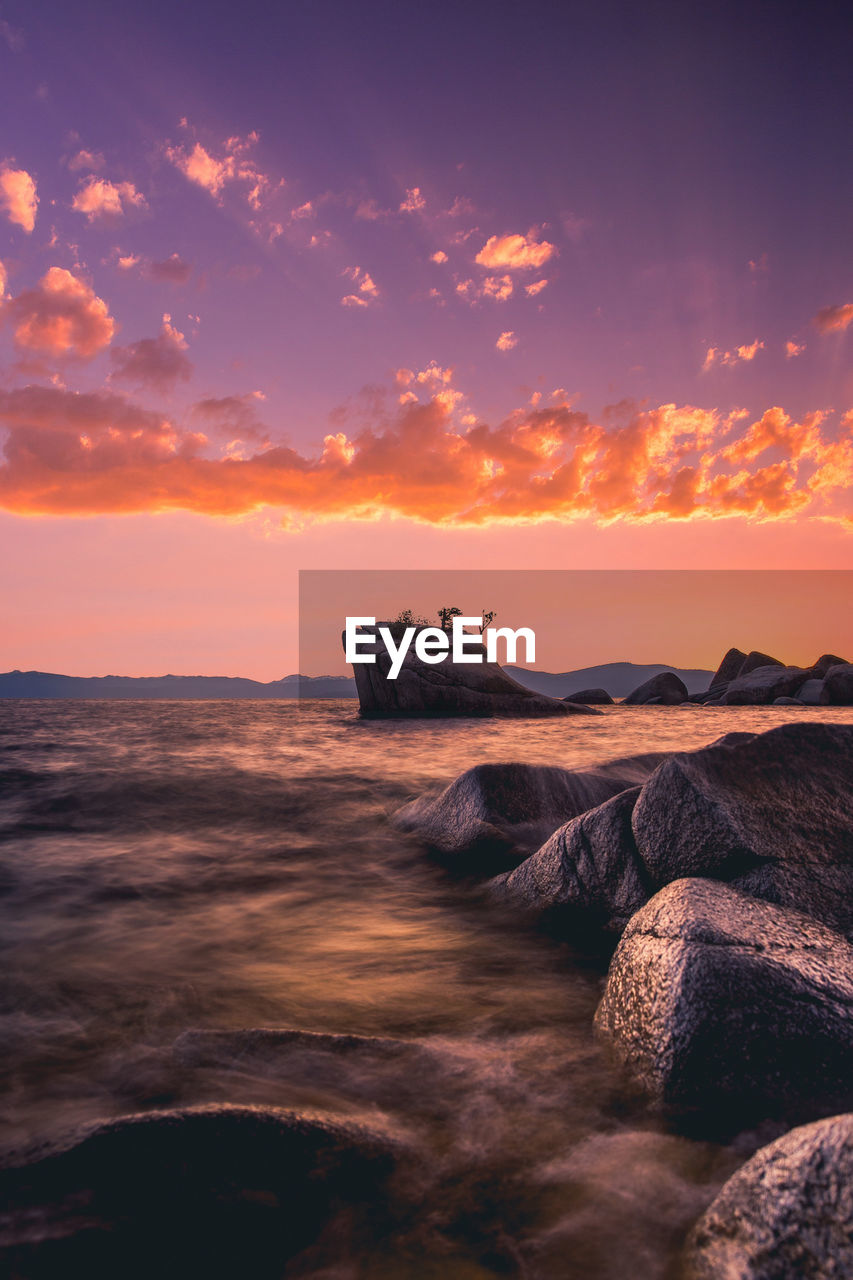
[345,623,596,718]
[562,687,614,705]
[685,1113,853,1279]
[394,752,671,865]
[595,879,853,1120]
[621,672,688,705]
[490,723,853,938]
[723,663,811,704]
[0,1104,402,1278]
[490,787,648,932]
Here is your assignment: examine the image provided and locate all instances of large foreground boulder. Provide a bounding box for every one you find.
[492,723,853,938]
[621,671,688,705]
[0,1105,403,1278]
[490,787,648,931]
[344,624,597,718]
[595,879,853,1121]
[394,752,672,865]
[685,1113,853,1279]
[631,721,853,935]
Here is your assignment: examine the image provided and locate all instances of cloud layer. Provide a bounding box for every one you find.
[3,268,115,357]
[0,383,849,528]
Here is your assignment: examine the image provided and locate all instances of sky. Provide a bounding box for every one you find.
[1,0,851,677]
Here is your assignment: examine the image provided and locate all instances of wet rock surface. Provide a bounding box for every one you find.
[393,753,670,866]
[490,786,648,933]
[685,1113,853,1279]
[0,1104,403,1279]
[594,879,853,1121]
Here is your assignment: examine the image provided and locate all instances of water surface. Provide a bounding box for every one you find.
[1,699,849,1276]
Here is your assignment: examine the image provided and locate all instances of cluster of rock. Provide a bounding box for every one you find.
[567,648,853,707]
[345,622,599,718]
[396,720,853,1275]
[690,646,853,706]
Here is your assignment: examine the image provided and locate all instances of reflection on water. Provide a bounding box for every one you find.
[1,699,849,1276]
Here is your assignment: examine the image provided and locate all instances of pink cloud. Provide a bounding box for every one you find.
[703,340,764,371]
[496,330,517,351]
[785,339,805,359]
[431,250,448,264]
[814,303,853,334]
[110,315,191,391]
[72,178,146,222]
[399,186,426,213]
[0,162,38,232]
[475,232,556,270]
[525,278,549,297]
[4,267,115,358]
[68,149,105,173]
[148,253,192,284]
[0,385,850,527]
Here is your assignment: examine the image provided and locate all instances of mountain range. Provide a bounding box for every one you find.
[0,662,713,700]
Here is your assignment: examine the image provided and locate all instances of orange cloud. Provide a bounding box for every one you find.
[0,384,850,529]
[399,187,425,213]
[4,267,115,358]
[703,340,764,370]
[475,232,555,270]
[68,149,105,172]
[496,330,517,351]
[525,278,549,297]
[814,303,853,334]
[166,129,275,214]
[0,162,38,232]
[483,275,514,301]
[785,339,805,358]
[343,265,378,300]
[431,250,448,264]
[110,315,191,391]
[0,259,7,300]
[148,254,192,284]
[72,177,147,221]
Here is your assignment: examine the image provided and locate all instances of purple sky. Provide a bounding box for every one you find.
[1,1,851,675]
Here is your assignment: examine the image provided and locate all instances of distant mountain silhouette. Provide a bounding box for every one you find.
[0,671,358,699]
[504,662,713,697]
[0,662,712,700]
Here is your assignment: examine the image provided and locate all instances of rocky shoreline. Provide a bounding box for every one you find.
[3,692,853,1276]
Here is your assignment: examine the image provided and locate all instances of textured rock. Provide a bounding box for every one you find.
[621,672,688,705]
[772,695,802,705]
[723,663,809,704]
[562,687,615,705]
[344,624,596,718]
[797,678,825,705]
[490,787,648,932]
[631,722,853,933]
[822,662,853,705]
[685,1113,853,1279]
[813,652,849,677]
[708,647,747,688]
[738,649,785,676]
[0,1104,402,1278]
[595,879,853,1118]
[393,755,670,864]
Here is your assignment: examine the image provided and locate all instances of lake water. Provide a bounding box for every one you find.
[2,698,851,1277]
